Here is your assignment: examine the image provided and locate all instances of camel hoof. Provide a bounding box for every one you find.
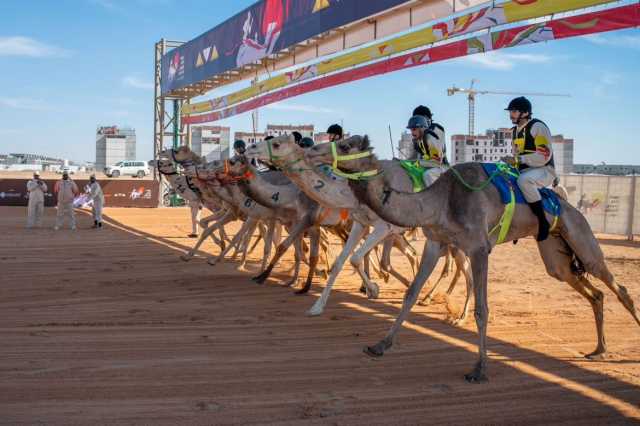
[306,304,324,317]
[420,297,433,307]
[448,317,466,327]
[358,285,367,295]
[585,351,607,361]
[180,254,192,262]
[294,285,311,295]
[207,258,219,266]
[366,282,380,300]
[363,345,384,358]
[464,365,488,383]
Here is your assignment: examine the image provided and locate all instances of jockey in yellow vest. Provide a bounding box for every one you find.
[502,96,557,241]
[406,106,448,187]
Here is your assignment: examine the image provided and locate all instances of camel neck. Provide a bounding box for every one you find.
[280,155,359,209]
[348,168,441,229]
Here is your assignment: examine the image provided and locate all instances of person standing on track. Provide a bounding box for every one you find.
[87,174,105,229]
[26,171,47,228]
[53,170,79,231]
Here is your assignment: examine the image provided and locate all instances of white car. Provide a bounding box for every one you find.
[105,161,149,178]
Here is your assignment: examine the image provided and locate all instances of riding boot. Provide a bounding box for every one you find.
[528,200,550,241]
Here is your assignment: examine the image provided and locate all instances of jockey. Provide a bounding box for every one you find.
[327,124,343,142]
[406,113,448,187]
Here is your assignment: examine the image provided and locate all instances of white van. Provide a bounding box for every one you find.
[105,161,149,178]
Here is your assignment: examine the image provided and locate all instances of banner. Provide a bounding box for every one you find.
[182,0,617,116]
[161,0,414,95]
[0,179,160,208]
[183,3,640,125]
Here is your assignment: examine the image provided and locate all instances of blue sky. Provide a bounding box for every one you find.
[1,0,639,165]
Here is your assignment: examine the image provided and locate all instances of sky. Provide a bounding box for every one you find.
[0,0,639,165]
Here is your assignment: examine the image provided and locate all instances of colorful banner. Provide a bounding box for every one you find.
[183,3,640,125]
[0,179,160,208]
[161,0,414,95]
[183,0,617,116]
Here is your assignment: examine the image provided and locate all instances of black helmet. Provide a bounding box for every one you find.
[298,137,314,148]
[233,139,246,152]
[327,124,343,138]
[264,135,274,141]
[291,131,302,143]
[412,105,433,120]
[505,96,532,114]
[407,115,429,129]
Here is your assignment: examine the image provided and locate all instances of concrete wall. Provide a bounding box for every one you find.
[559,174,638,238]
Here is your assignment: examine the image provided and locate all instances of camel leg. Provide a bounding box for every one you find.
[307,221,368,316]
[296,226,320,294]
[238,220,260,268]
[380,235,414,287]
[538,235,610,358]
[260,218,276,271]
[351,222,394,300]
[419,246,455,305]
[181,211,234,261]
[208,218,255,266]
[447,249,473,326]
[560,208,640,327]
[253,215,313,284]
[364,240,442,357]
[464,245,490,384]
[391,234,418,281]
[284,237,303,287]
[231,220,255,261]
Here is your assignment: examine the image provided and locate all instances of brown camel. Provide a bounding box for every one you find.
[306,135,640,383]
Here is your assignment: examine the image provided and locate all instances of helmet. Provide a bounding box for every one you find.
[233,139,246,152]
[33,171,40,176]
[406,115,429,129]
[412,105,433,120]
[291,131,302,143]
[326,124,343,138]
[298,137,314,148]
[505,96,532,114]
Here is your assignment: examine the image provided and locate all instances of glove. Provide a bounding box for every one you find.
[501,156,516,166]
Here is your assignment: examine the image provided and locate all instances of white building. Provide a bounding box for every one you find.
[397,131,413,159]
[266,124,314,139]
[551,135,574,174]
[234,131,266,144]
[451,128,512,164]
[95,126,136,171]
[191,125,230,161]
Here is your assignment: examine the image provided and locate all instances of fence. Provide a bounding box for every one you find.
[0,178,160,208]
[559,174,638,239]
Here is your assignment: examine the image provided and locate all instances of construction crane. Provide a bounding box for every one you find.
[447,79,570,136]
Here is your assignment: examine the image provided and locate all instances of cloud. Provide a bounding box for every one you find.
[265,103,337,114]
[123,76,153,90]
[0,97,53,111]
[584,33,640,50]
[461,51,552,71]
[0,36,71,58]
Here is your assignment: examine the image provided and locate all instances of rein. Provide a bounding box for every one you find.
[329,141,379,180]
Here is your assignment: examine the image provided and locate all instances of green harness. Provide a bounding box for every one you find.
[399,160,427,193]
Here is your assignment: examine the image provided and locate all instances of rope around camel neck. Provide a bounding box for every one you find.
[449,163,518,192]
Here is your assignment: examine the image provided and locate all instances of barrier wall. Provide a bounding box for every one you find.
[559,174,638,238]
[0,179,160,208]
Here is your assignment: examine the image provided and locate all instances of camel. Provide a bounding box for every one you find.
[245,135,472,318]
[222,154,364,295]
[155,151,231,255]
[306,135,640,383]
[164,147,282,272]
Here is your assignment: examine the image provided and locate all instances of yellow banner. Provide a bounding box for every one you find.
[183,0,614,116]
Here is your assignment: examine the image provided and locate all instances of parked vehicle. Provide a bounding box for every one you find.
[105,161,149,178]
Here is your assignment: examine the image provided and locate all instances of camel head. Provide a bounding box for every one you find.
[306,135,378,179]
[171,146,203,165]
[186,159,223,181]
[245,134,298,168]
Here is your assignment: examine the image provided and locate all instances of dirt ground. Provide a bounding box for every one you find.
[1,206,639,425]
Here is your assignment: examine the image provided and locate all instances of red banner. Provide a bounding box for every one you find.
[0,179,159,208]
[184,3,640,124]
